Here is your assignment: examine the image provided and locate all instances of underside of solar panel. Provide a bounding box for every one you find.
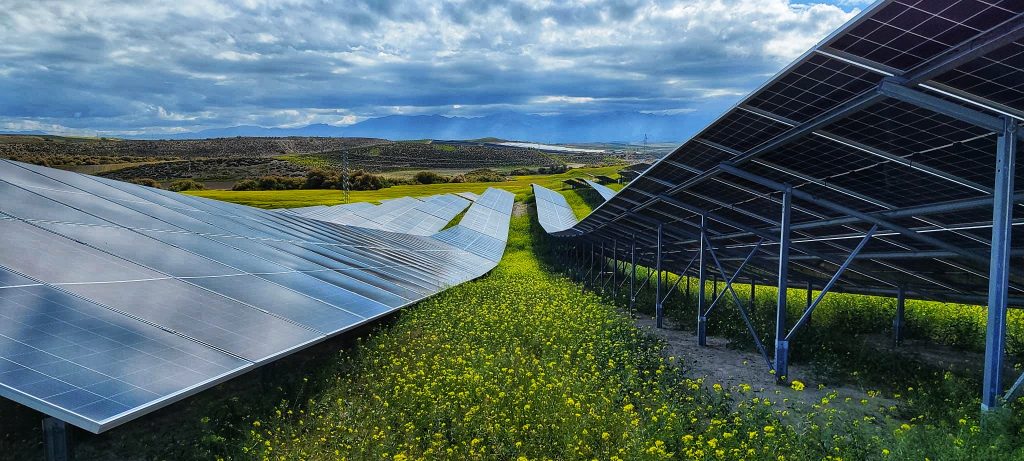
[535,0,1024,307]
[0,159,513,433]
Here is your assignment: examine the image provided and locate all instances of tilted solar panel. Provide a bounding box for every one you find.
[0,160,513,433]
[281,194,470,236]
[532,184,580,234]
[531,0,1024,408]
[583,179,617,201]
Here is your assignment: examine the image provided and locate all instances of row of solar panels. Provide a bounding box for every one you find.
[278,193,471,236]
[0,159,513,432]
[537,0,1024,305]
[533,184,580,234]
[582,179,617,201]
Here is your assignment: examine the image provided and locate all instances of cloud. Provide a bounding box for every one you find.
[0,0,859,135]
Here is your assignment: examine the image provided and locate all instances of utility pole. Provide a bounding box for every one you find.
[342,150,350,203]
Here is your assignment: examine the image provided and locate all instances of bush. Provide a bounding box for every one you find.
[232,179,260,191]
[129,178,161,189]
[537,164,569,174]
[350,170,388,190]
[167,179,205,191]
[449,174,466,183]
[464,168,506,182]
[413,171,448,184]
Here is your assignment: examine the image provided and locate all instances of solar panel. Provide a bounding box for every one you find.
[0,159,514,433]
[532,184,579,234]
[432,188,515,262]
[541,0,1024,306]
[281,194,471,236]
[583,179,617,201]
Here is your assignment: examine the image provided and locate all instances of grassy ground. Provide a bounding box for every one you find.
[4,180,1023,459]
[184,166,621,208]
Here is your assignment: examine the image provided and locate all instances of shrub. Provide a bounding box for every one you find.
[464,168,506,182]
[167,179,205,191]
[413,171,448,184]
[350,170,387,190]
[129,178,162,189]
[232,179,260,191]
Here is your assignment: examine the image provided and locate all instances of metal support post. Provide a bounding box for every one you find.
[685,275,691,303]
[597,241,605,289]
[712,274,718,300]
[612,239,618,298]
[697,214,708,346]
[655,223,664,328]
[629,235,637,315]
[774,187,792,381]
[893,285,906,346]
[589,242,595,286]
[806,281,813,327]
[705,238,773,368]
[983,117,1017,411]
[750,277,757,307]
[43,417,73,461]
[787,225,877,340]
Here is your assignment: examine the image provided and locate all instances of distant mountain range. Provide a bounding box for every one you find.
[113,111,713,143]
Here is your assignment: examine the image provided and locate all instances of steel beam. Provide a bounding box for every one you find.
[751,277,757,306]
[787,225,877,341]
[718,163,992,269]
[697,214,709,346]
[43,417,73,461]
[656,223,664,328]
[982,117,1018,411]
[878,80,1003,132]
[704,240,765,318]
[894,285,906,346]
[806,281,813,327]
[774,187,793,380]
[705,235,773,369]
[630,235,637,315]
[612,239,618,298]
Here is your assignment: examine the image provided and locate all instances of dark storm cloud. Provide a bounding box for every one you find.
[0,0,858,135]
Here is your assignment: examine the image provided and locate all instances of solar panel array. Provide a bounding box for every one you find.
[0,160,513,433]
[583,179,617,201]
[537,0,1024,307]
[282,194,471,236]
[533,184,579,234]
[433,188,515,262]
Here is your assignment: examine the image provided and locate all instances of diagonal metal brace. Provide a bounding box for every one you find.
[661,252,700,305]
[786,224,878,341]
[1006,370,1024,403]
[704,235,773,369]
[703,239,765,318]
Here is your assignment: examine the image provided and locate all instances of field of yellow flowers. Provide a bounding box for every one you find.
[206,214,1018,460]
[1,186,1022,460]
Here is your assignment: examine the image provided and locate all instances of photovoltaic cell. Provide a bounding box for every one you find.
[0,160,514,433]
[583,179,617,201]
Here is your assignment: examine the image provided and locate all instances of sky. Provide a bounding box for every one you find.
[0,0,870,137]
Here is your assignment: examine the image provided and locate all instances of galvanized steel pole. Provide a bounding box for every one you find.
[893,285,906,346]
[982,117,1017,411]
[697,214,708,346]
[655,223,664,328]
[774,187,793,381]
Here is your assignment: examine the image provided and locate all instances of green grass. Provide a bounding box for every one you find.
[4,182,1023,460]
[185,166,621,208]
[213,213,1024,460]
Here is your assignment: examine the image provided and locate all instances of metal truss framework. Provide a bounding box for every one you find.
[542,0,1024,411]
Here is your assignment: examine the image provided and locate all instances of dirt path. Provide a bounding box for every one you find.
[634,314,894,415]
